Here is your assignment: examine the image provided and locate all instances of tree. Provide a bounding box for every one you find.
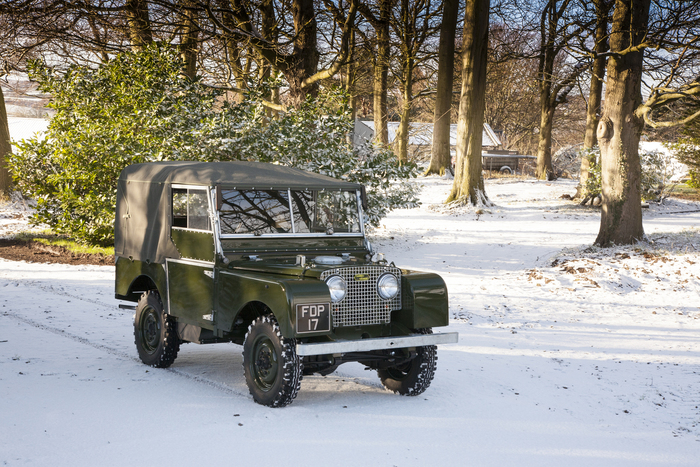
[578,0,611,198]
[358,0,395,145]
[0,86,11,198]
[533,0,587,180]
[391,0,439,164]
[595,0,700,246]
[125,0,154,51]
[197,0,357,106]
[426,0,459,175]
[446,0,490,205]
[484,25,541,156]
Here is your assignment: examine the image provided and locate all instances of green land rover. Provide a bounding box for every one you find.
[115,161,458,407]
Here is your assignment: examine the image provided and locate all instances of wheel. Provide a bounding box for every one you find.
[377,328,437,396]
[134,291,180,368]
[243,314,303,407]
[499,166,512,175]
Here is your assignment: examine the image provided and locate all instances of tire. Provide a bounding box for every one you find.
[134,291,180,368]
[499,166,512,175]
[377,328,437,396]
[243,314,303,407]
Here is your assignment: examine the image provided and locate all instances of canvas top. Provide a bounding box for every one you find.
[118,161,363,190]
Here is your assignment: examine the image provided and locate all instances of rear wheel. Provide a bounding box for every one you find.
[243,315,303,407]
[378,328,437,396]
[134,291,179,368]
[499,166,513,175]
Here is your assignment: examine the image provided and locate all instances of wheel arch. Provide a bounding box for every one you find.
[235,300,275,329]
[115,257,167,303]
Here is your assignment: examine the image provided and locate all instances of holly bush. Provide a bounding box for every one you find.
[580,146,673,202]
[10,45,417,245]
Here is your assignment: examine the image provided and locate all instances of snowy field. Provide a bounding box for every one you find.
[2,118,700,466]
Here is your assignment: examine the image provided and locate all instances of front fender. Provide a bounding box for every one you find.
[217,270,331,338]
[393,270,449,329]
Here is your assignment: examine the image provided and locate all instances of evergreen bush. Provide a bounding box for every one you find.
[579,146,670,202]
[10,45,418,245]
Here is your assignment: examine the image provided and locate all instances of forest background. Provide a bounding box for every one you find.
[0,0,699,247]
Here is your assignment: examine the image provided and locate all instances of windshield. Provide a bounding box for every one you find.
[219,189,361,236]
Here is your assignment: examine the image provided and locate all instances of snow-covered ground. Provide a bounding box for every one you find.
[2,119,700,466]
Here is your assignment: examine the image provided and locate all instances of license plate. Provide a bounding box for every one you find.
[296,303,331,333]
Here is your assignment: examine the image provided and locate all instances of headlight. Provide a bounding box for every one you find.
[325,275,347,302]
[377,273,399,300]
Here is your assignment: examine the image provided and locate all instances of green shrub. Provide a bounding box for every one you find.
[671,138,700,189]
[10,45,417,245]
[579,146,670,201]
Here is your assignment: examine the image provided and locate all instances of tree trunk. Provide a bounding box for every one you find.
[595,0,650,247]
[446,0,490,205]
[180,1,199,80]
[426,0,459,175]
[371,0,392,146]
[0,86,12,198]
[217,0,247,98]
[535,12,557,181]
[536,102,555,180]
[346,29,357,122]
[289,0,319,106]
[395,58,413,164]
[125,0,153,51]
[578,0,610,196]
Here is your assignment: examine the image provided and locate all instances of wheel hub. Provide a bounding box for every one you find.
[141,308,160,353]
[252,337,278,391]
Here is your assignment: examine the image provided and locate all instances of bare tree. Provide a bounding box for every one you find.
[596,0,700,246]
[0,86,11,197]
[595,0,649,245]
[484,24,541,156]
[578,0,612,200]
[391,0,439,164]
[426,0,459,175]
[125,0,153,51]
[200,0,358,106]
[533,0,588,180]
[446,0,490,205]
[358,0,395,145]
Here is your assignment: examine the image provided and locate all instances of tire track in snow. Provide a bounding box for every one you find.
[1,278,118,311]
[1,310,250,399]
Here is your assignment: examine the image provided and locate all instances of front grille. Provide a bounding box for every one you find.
[320,266,402,327]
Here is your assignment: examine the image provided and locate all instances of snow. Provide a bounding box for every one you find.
[2,118,700,465]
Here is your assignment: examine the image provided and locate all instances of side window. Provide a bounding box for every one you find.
[172,188,211,231]
[219,190,291,235]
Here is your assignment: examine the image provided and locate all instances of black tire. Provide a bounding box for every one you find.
[377,328,437,396]
[499,166,513,175]
[243,314,303,407]
[134,291,180,368]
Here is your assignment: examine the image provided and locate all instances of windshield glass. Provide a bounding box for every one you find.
[291,190,361,233]
[218,189,361,235]
[219,190,291,235]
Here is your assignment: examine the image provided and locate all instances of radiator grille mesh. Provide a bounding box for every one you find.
[320,266,402,327]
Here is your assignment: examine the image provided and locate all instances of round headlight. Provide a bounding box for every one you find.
[325,275,347,303]
[377,273,399,300]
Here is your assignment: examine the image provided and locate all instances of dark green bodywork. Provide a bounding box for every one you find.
[115,161,450,347]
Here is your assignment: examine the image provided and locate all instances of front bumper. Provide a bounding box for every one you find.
[295,332,459,356]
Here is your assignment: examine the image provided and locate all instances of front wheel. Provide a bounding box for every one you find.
[134,291,180,368]
[377,329,437,396]
[243,315,303,407]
